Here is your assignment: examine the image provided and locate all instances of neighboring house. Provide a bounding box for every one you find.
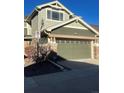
[90,24,99,44]
[25,1,99,60]
[90,24,99,59]
[24,16,32,48]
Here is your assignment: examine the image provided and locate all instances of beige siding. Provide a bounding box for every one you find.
[64,12,70,20]
[24,22,32,35]
[27,23,32,35]
[64,21,88,30]
[52,27,95,37]
[45,20,62,28]
[38,9,46,31]
[31,15,38,37]
[38,7,70,29]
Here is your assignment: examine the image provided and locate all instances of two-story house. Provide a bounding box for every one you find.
[25,0,99,60]
[24,16,32,48]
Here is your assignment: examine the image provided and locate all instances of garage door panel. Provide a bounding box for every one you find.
[57,42,91,59]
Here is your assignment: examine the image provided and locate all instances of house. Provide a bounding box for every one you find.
[25,0,99,60]
[24,16,32,48]
[90,24,99,59]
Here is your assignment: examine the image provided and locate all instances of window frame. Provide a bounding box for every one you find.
[46,9,64,21]
[52,11,60,20]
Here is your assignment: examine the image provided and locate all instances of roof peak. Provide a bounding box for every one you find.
[36,0,73,15]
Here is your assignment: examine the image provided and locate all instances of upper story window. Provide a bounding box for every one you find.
[47,10,63,21]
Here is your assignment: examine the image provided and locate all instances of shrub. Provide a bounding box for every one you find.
[25,46,37,60]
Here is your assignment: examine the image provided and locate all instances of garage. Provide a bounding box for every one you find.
[56,39,91,59]
[45,19,98,60]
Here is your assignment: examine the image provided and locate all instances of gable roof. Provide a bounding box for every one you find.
[45,16,99,35]
[78,18,99,35]
[90,25,99,32]
[46,16,79,31]
[26,1,99,36]
[26,0,74,23]
[36,0,73,15]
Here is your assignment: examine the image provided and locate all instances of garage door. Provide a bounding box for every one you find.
[56,39,91,59]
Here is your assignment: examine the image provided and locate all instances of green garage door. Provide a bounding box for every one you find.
[57,39,91,59]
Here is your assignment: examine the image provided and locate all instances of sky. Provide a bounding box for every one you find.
[24,0,99,25]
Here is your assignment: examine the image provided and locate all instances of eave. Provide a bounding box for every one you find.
[36,0,73,15]
[45,16,99,36]
[26,8,38,23]
[48,34,97,40]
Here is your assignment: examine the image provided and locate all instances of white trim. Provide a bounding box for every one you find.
[36,1,73,15]
[26,8,38,22]
[49,34,96,40]
[64,25,88,30]
[46,17,79,31]
[56,1,73,15]
[46,8,64,22]
[45,8,48,22]
[49,5,62,9]
[78,18,99,35]
[45,16,99,35]
[36,1,57,9]
[91,41,94,59]
[48,37,50,43]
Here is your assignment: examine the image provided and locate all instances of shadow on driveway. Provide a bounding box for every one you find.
[24,61,62,77]
[25,60,99,93]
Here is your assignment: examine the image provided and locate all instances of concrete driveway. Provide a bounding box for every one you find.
[25,59,99,93]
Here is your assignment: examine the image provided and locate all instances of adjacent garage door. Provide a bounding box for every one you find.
[56,39,91,59]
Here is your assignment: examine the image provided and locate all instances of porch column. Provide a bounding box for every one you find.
[48,37,51,43]
[53,37,56,43]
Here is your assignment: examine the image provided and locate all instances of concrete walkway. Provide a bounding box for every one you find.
[25,60,99,93]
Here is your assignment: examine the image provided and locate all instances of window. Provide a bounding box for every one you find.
[47,10,63,21]
[66,40,70,43]
[61,40,65,43]
[56,40,59,43]
[87,41,91,45]
[60,13,63,21]
[52,11,59,20]
[80,41,84,44]
[56,40,61,43]
[73,40,76,44]
[47,10,51,19]
[78,40,81,44]
[70,40,73,44]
